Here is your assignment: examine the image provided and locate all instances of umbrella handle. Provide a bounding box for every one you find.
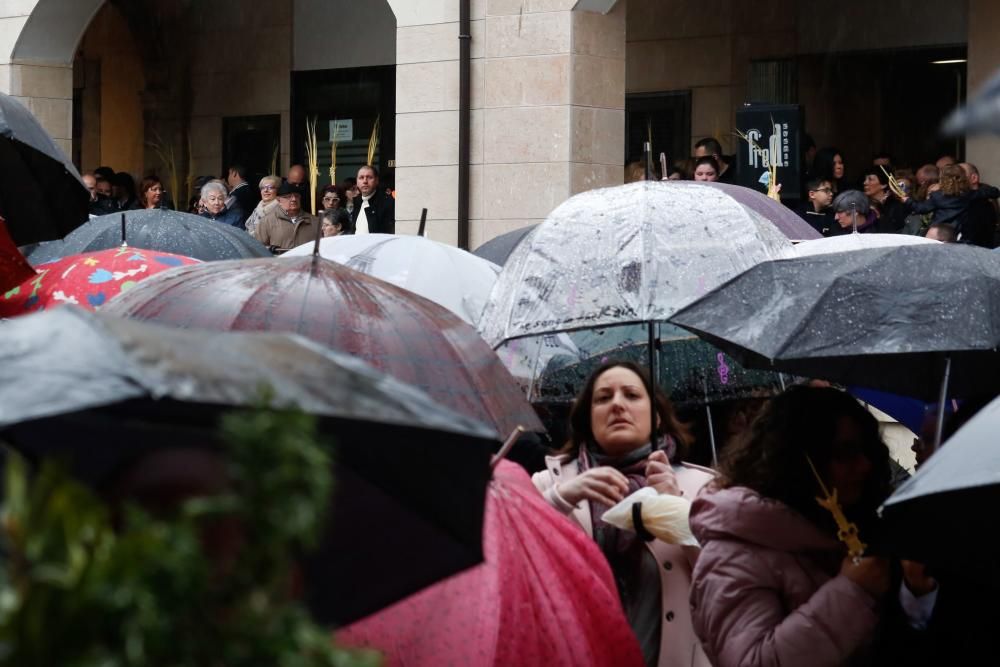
[490,425,525,468]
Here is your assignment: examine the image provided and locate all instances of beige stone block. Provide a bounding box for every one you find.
[485,12,571,58]
[0,64,11,93]
[53,137,71,159]
[626,0,731,42]
[8,63,71,98]
[572,7,625,59]
[570,162,622,195]
[573,54,625,109]
[483,106,569,164]
[0,15,29,63]
[424,219,459,246]
[482,162,569,219]
[471,108,485,164]
[484,55,570,107]
[390,0,485,26]
[626,36,732,92]
[486,0,575,15]
[396,111,459,167]
[397,20,484,63]
[691,86,733,139]
[471,57,485,108]
[470,162,484,217]
[395,165,459,220]
[397,61,460,112]
[20,95,71,139]
[0,1,40,18]
[571,106,624,165]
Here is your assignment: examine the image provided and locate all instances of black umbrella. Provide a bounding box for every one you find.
[0,93,89,246]
[670,244,1000,443]
[27,209,270,264]
[0,307,498,625]
[880,395,1000,581]
[472,224,537,266]
[942,66,1000,135]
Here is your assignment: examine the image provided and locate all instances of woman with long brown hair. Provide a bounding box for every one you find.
[532,360,713,667]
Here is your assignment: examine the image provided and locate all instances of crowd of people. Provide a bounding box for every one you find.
[79,162,396,254]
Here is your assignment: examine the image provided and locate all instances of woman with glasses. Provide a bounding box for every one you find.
[245,175,282,236]
[319,185,346,214]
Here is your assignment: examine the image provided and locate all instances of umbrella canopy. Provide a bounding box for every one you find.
[706,182,822,241]
[942,66,1000,135]
[283,233,501,324]
[0,307,498,625]
[472,224,538,266]
[479,180,797,347]
[338,460,645,667]
[794,232,938,257]
[0,218,35,293]
[103,255,544,436]
[0,246,200,315]
[669,244,1000,400]
[880,395,1000,579]
[26,210,271,264]
[0,92,89,246]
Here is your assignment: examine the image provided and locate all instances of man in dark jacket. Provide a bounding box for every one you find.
[226,164,259,229]
[351,165,395,234]
[795,177,835,236]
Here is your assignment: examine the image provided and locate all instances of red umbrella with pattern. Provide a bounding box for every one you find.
[0,246,200,316]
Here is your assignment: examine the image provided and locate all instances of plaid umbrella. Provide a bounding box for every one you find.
[0,246,200,316]
[103,255,544,437]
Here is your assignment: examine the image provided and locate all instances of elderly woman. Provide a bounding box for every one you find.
[532,360,714,667]
[244,175,281,236]
[320,208,352,237]
[199,181,244,228]
[134,176,164,210]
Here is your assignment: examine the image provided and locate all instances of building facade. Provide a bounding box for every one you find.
[0,0,996,247]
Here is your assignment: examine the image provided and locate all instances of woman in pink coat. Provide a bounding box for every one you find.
[532,361,714,667]
[689,386,938,667]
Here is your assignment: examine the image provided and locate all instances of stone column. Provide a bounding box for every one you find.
[390,0,626,247]
[966,0,1000,184]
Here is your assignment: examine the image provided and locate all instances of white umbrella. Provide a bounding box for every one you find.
[794,233,939,257]
[284,234,500,324]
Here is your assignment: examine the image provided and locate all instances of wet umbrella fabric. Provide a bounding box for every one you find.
[794,232,938,257]
[26,209,271,264]
[338,460,645,667]
[880,395,1000,580]
[942,66,1000,136]
[471,224,538,266]
[669,244,1000,400]
[283,233,501,324]
[0,307,498,625]
[103,256,544,437]
[0,218,35,292]
[479,181,797,348]
[0,246,200,315]
[706,182,821,241]
[0,92,89,246]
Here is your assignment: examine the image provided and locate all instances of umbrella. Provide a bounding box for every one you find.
[0,217,35,293]
[706,182,822,241]
[794,232,938,257]
[669,245,1000,445]
[102,255,544,437]
[880,395,1000,580]
[338,460,645,667]
[26,210,271,264]
[942,66,1000,135]
[283,233,501,324]
[0,246,200,315]
[472,224,538,266]
[0,307,498,625]
[0,92,89,246]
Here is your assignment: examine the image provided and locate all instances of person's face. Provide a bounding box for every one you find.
[925,227,952,243]
[278,193,301,216]
[96,180,112,198]
[202,190,226,215]
[862,174,884,198]
[693,164,718,182]
[260,181,278,202]
[287,166,306,185]
[809,182,834,208]
[667,171,683,181]
[834,208,860,229]
[832,154,845,179]
[357,168,378,197]
[321,221,342,237]
[146,183,163,207]
[936,156,956,169]
[322,191,340,209]
[226,169,239,188]
[692,146,713,160]
[826,417,874,508]
[897,178,913,196]
[82,175,97,201]
[960,164,979,187]
[590,366,654,457]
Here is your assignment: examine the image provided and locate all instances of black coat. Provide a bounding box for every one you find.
[229,182,260,228]
[351,190,395,234]
[903,185,1000,240]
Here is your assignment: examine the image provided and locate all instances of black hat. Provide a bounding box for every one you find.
[277,182,301,197]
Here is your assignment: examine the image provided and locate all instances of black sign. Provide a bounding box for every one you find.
[734,104,802,200]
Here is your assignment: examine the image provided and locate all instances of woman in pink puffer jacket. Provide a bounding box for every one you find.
[689,387,938,667]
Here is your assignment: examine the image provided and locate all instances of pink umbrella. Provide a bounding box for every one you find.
[338,460,644,667]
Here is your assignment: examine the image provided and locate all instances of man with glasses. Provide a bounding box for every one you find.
[795,177,835,236]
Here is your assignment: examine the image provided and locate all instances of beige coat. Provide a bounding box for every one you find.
[533,455,714,667]
[253,206,318,251]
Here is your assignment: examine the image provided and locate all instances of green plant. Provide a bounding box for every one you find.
[0,410,380,667]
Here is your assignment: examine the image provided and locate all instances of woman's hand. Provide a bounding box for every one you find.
[645,449,681,496]
[840,555,891,597]
[557,467,630,506]
[901,560,938,597]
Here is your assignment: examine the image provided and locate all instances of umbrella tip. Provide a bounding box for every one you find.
[491,425,526,469]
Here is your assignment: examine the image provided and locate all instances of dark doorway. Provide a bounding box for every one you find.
[625,91,692,172]
[222,115,282,188]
